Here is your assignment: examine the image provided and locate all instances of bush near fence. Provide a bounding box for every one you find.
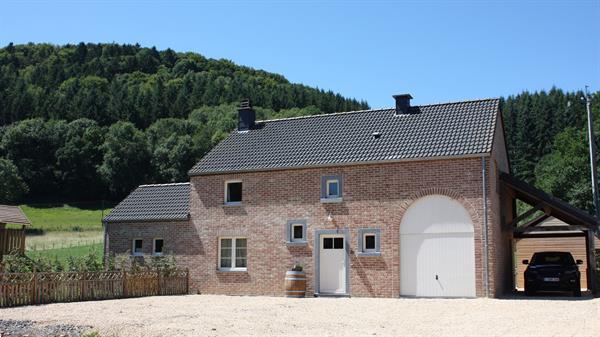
[0,268,189,307]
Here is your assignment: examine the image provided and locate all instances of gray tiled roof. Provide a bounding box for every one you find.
[0,205,30,225]
[103,183,190,223]
[189,98,500,175]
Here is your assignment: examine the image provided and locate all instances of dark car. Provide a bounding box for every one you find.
[523,251,583,297]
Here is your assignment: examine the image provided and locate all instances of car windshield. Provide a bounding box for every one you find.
[531,252,575,266]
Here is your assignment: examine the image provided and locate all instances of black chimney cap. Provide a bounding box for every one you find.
[393,94,413,115]
[238,98,255,131]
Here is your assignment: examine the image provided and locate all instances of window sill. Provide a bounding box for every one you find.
[285,241,308,246]
[152,253,164,257]
[320,197,343,204]
[217,269,248,273]
[132,253,144,257]
[356,252,381,257]
[223,202,242,207]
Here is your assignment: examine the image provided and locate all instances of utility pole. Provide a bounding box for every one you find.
[585,86,600,220]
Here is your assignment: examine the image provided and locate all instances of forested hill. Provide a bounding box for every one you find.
[0,42,368,127]
[0,44,599,215]
[503,88,600,213]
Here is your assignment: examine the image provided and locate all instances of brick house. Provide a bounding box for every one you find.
[105,94,531,298]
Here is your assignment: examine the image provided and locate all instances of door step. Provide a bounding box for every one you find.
[314,293,350,298]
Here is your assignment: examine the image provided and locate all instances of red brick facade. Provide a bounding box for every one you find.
[107,123,510,298]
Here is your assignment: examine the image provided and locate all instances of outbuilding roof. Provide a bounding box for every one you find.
[103,183,190,223]
[0,205,30,225]
[189,98,500,175]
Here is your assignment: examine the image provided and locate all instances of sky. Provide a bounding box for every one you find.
[1,0,599,108]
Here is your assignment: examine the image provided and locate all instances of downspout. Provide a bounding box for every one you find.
[481,157,490,297]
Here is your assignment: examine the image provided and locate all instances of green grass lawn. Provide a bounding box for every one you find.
[26,243,103,264]
[20,203,112,232]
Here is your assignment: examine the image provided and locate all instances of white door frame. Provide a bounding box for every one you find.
[314,229,350,295]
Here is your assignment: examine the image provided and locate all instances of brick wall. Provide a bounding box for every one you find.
[105,220,201,285]
[487,115,512,297]
[189,158,491,297]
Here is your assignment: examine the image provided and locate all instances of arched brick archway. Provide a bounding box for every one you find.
[398,187,481,226]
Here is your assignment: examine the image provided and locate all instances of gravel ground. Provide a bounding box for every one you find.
[0,319,91,337]
[0,294,599,337]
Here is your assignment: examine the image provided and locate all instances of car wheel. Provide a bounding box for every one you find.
[524,286,534,296]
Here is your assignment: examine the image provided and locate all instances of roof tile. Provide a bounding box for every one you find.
[189,98,500,175]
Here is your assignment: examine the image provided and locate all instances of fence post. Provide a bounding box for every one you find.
[123,270,127,297]
[157,267,161,295]
[31,272,37,305]
[186,268,190,294]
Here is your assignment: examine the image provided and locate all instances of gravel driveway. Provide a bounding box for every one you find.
[1,294,598,336]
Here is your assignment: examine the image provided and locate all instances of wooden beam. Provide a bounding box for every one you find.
[519,213,551,230]
[516,225,589,233]
[511,203,545,227]
[587,230,598,295]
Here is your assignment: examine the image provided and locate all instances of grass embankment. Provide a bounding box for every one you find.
[26,243,103,264]
[10,203,111,261]
[20,204,110,232]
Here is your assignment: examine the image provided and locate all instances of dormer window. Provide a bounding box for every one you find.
[321,175,343,203]
[225,180,242,205]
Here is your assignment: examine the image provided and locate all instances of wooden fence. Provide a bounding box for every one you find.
[0,269,189,308]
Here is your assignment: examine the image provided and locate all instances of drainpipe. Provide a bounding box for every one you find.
[481,157,490,297]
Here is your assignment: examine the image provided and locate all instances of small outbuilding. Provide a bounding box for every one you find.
[0,205,31,260]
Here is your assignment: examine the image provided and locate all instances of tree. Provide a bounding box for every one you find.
[0,118,66,198]
[0,158,28,203]
[55,119,106,199]
[535,127,593,212]
[146,118,207,182]
[98,121,149,198]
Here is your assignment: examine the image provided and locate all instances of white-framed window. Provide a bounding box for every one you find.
[132,238,143,256]
[357,228,381,256]
[326,179,340,198]
[286,219,307,244]
[321,174,343,202]
[224,180,243,205]
[219,237,247,271]
[153,238,164,256]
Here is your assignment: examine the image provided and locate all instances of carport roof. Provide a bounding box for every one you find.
[500,172,598,230]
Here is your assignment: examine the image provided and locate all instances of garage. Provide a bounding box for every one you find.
[514,217,589,290]
[400,195,476,298]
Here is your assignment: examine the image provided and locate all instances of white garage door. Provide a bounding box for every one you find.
[400,195,476,297]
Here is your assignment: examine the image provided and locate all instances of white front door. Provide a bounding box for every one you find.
[319,234,346,294]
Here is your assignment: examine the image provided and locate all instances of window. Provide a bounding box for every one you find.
[132,239,143,256]
[357,228,381,256]
[219,237,247,271]
[363,234,376,252]
[326,179,340,198]
[225,181,242,205]
[323,237,344,249]
[321,175,343,202]
[286,219,307,244]
[153,238,164,256]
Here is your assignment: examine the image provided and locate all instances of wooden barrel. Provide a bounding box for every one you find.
[285,271,306,298]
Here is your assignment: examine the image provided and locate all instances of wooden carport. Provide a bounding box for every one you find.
[500,172,599,294]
